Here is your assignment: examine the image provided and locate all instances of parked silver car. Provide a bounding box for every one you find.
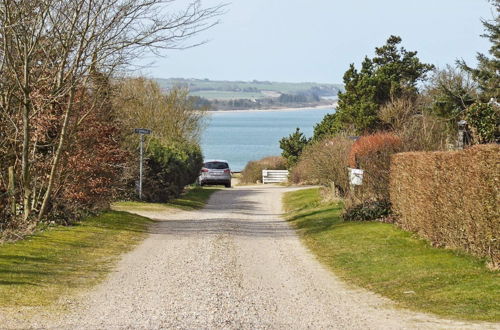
[198,160,232,188]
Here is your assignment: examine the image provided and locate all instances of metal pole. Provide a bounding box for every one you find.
[139,133,144,199]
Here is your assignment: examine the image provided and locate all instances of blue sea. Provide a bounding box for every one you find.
[200,108,334,171]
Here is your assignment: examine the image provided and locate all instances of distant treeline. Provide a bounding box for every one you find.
[189,92,332,110]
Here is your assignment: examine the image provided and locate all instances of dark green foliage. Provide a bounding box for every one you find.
[313,113,343,141]
[279,128,310,167]
[465,102,500,143]
[342,199,391,222]
[278,93,320,103]
[314,36,434,138]
[458,4,500,102]
[142,139,203,202]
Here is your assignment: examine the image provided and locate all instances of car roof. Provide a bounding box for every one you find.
[204,160,229,163]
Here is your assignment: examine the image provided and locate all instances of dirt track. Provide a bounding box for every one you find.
[2,186,494,329]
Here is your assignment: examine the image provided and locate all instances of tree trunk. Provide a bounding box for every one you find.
[8,166,15,214]
[38,88,76,220]
[21,63,32,220]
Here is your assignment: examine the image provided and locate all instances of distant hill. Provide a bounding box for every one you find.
[154,78,342,111]
[155,78,342,100]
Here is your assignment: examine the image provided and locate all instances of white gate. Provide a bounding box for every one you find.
[262,170,289,184]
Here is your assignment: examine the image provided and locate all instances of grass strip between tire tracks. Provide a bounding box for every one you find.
[283,188,499,322]
[0,187,218,308]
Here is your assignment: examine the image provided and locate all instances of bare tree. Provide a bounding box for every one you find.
[0,0,224,221]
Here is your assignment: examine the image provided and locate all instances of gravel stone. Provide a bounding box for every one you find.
[0,185,497,329]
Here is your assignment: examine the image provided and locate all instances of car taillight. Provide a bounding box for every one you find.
[201,168,209,172]
[224,169,230,174]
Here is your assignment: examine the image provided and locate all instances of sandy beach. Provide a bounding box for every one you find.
[206,102,337,114]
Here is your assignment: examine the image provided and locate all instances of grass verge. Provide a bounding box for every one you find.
[0,211,151,307]
[283,188,500,322]
[0,187,218,308]
[113,186,219,212]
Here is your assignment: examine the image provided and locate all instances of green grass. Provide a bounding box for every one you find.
[0,187,218,308]
[155,78,343,97]
[113,186,219,212]
[283,188,500,322]
[0,211,152,307]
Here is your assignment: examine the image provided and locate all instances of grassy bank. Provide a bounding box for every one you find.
[0,211,151,307]
[113,186,219,212]
[0,187,218,308]
[283,188,499,322]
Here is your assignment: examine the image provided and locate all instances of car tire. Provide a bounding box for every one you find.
[225,182,231,188]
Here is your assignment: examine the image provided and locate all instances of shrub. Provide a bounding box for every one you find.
[390,144,500,268]
[141,139,203,202]
[465,102,500,144]
[279,128,310,167]
[342,200,392,222]
[379,96,451,152]
[240,156,286,184]
[348,132,403,202]
[290,136,353,196]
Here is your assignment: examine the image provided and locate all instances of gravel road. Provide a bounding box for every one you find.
[2,185,496,329]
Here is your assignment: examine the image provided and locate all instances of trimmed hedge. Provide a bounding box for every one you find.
[390,144,499,268]
[348,133,403,202]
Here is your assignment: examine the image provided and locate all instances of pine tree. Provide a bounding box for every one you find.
[314,36,434,139]
[458,2,499,102]
[279,128,310,167]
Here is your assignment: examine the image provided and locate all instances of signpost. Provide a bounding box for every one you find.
[134,128,152,199]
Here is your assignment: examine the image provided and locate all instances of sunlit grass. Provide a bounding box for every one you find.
[113,186,220,212]
[0,211,151,307]
[0,187,219,308]
[283,188,500,322]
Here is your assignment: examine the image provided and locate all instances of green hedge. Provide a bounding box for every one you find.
[142,139,203,202]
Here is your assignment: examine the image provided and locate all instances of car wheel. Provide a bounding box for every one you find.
[225,182,231,188]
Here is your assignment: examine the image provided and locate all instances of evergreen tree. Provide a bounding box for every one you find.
[279,128,310,167]
[458,3,499,101]
[458,2,500,144]
[314,36,434,139]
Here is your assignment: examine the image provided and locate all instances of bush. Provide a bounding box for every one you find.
[465,102,500,144]
[290,136,353,196]
[279,128,310,167]
[141,139,203,202]
[379,96,451,152]
[348,133,403,202]
[390,144,500,268]
[342,200,392,222]
[240,156,286,184]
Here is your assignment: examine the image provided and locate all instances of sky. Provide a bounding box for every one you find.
[134,0,496,84]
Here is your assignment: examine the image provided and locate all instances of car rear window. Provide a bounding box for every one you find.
[204,162,229,169]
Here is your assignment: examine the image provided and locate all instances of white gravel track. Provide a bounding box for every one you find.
[1,185,497,329]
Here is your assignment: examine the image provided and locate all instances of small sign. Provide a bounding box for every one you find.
[348,168,364,185]
[134,128,152,135]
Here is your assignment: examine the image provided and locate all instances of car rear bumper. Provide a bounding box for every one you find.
[200,178,231,185]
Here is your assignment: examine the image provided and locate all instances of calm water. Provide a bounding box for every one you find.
[200,108,334,171]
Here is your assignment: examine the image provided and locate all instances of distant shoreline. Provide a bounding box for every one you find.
[206,102,337,114]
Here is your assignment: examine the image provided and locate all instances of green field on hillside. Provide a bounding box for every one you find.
[155,78,342,100]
